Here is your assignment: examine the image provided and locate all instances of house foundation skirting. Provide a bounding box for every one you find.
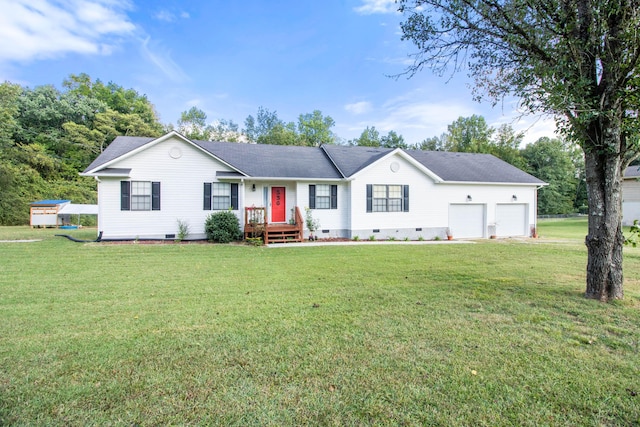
[350,227,447,241]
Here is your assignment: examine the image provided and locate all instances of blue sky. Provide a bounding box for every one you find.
[0,0,555,145]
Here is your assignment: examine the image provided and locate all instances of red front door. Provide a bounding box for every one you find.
[271,187,286,222]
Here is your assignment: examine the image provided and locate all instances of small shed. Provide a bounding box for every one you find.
[30,200,70,227]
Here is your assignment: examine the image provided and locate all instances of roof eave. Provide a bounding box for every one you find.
[436,180,548,186]
[83,131,247,177]
[216,176,346,182]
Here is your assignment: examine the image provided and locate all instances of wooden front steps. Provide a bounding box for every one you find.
[244,206,304,244]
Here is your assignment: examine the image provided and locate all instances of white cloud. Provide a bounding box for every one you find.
[140,36,188,83]
[154,10,175,22]
[354,0,398,15]
[345,101,373,115]
[510,115,558,145]
[339,90,476,144]
[185,98,202,107]
[0,0,135,62]
[377,99,475,139]
[154,9,190,22]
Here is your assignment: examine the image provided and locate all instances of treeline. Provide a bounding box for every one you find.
[0,74,165,224]
[0,74,585,225]
[411,115,588,216]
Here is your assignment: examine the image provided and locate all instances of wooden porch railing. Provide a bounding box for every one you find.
[244,206,303,244]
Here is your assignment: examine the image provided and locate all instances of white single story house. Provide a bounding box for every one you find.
[81,131,546,241]
[623,166,640,226]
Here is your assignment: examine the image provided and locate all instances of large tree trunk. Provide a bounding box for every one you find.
[583,142,625,301]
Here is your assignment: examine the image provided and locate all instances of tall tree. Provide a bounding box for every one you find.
[381,130,408,149]
[522,137,578,215]
[209,119,242,142]
[63,73,163,135]
[490,124,527,169]
[447,115,494,153]
[416,133,447,151]
[244,107,299,145]
[244,106,283,143]
[177,106,210,140]
[353,126,381,147]
[297,110,336,146]
[399,0,640,301]
[0,75,165,225]
[0,82,20,150]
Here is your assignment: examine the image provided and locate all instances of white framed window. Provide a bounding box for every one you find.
[309,184,337,209]
[121,181,160,211]
[315,184,330,209]
[131,181,152,211]
[212,183,231,210]
[203,182,239,210]
[367,184,409,213]
[374,185,401,212]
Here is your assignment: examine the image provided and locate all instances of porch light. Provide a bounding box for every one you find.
[466,195,472,202]
[512,194,517,201]
[252,184,256,192]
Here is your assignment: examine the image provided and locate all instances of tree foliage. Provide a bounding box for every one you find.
[244,107,335,146]
[177,106,242,142]
[399,0,640,301]
[353,126,382,147]
[297,110,336,146]
[522,137,578,215]
[0,75,165,225]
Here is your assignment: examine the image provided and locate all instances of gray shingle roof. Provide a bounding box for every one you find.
[406,150,545,184]
[83,136,154,172]
[321,145,392,177]
[192,140,342,179]
[83,134,545,184]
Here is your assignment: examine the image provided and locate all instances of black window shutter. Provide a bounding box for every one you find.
[309,185,316,209]
[203,183,212,210]
[152,182,161,210]
[120,181,130,211]
[366,184,373,213]
[330,185,338,209]
[231,183,239,210]
[403,185,409,212]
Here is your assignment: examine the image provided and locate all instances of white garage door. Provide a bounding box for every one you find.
[449,204,485,238]
[496,204,527,237]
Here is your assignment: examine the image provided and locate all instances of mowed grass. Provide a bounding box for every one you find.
[1,222,640,426]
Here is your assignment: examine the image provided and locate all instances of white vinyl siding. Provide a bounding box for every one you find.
[99,136,239,240]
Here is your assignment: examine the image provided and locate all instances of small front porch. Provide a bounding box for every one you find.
[244,206,304,244]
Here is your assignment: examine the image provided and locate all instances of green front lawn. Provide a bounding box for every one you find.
[1,222,639,425]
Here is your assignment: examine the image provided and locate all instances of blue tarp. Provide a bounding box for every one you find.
[31,200,70,205]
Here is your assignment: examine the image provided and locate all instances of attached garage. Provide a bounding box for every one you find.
[449,204,485,238]
[623,166,640,226]
[496,204,528,237]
